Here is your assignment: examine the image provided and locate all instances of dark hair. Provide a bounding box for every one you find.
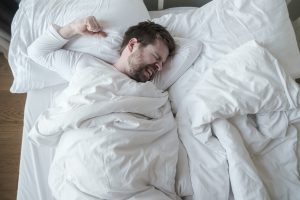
[120,21,175,56]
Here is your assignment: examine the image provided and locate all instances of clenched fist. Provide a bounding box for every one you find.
[58,16,107,39]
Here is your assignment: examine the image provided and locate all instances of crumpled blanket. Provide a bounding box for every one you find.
[29,62,181,200]
[176,41,300,200]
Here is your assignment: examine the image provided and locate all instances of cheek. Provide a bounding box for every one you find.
[130,52,143,65]
[134,50,155,64]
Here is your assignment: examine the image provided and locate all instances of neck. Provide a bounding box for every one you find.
[114,48,131,74]
[113,57,127,74]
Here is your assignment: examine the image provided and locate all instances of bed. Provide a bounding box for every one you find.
[8,0,300,199]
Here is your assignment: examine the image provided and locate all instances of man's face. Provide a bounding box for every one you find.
[127,39,169,82]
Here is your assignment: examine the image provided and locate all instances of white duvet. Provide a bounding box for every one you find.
[176,41,300,200]
[28,40,300,200]
[29,63,180,200]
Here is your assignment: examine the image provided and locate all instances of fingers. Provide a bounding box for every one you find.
[87,31,107,38]
[86,16,100,32]
[85,16,107,37]
[96,31,107,38]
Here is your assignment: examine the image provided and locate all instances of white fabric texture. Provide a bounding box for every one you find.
[153,0,300,77]
[149,7,197,19]
[28,60,180,199]
[152,0,300,113]
[152,37,202,90]
[175,40,300,200]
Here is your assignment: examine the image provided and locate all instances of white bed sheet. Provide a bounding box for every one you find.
[17,84,66,200]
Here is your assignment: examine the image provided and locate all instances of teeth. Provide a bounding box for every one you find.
[144,70,150,79]
[144,67,155,80]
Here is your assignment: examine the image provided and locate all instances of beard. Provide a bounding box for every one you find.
[129,64,155,82]
[127,52,156,82]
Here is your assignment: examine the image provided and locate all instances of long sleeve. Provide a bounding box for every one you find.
[27,24,85,81]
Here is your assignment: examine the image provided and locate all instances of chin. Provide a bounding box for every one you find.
[136,73,149,82]
[130,74,147,82]
[138,78,148,83]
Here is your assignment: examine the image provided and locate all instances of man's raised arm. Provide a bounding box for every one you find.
[27,16,106,81]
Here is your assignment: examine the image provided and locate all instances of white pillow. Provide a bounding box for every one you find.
[149,7,197,19]
[153,37,202,90]
[9,0,150,93]
[153,0,300,78]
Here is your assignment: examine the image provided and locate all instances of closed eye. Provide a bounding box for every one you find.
[152,53,160,61]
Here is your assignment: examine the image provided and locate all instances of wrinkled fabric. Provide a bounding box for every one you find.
[29,63,180,200]
[176,41,300,200]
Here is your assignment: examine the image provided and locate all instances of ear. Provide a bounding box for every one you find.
[127,38,138,52]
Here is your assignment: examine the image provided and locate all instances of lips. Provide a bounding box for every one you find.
[144,67,156,80]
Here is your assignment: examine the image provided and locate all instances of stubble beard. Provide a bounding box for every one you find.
[127,53,151,82]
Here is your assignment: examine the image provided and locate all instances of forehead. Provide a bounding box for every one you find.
[145,39,169,62]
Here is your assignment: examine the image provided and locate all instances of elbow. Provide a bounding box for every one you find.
[27,44,39,61]
[27,44,50,68]
[27,43,48,67]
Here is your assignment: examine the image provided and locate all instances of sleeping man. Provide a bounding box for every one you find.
[28,16,182,199]
[28,16,175,83]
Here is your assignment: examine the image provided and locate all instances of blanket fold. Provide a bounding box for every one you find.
[176,41,300,200]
